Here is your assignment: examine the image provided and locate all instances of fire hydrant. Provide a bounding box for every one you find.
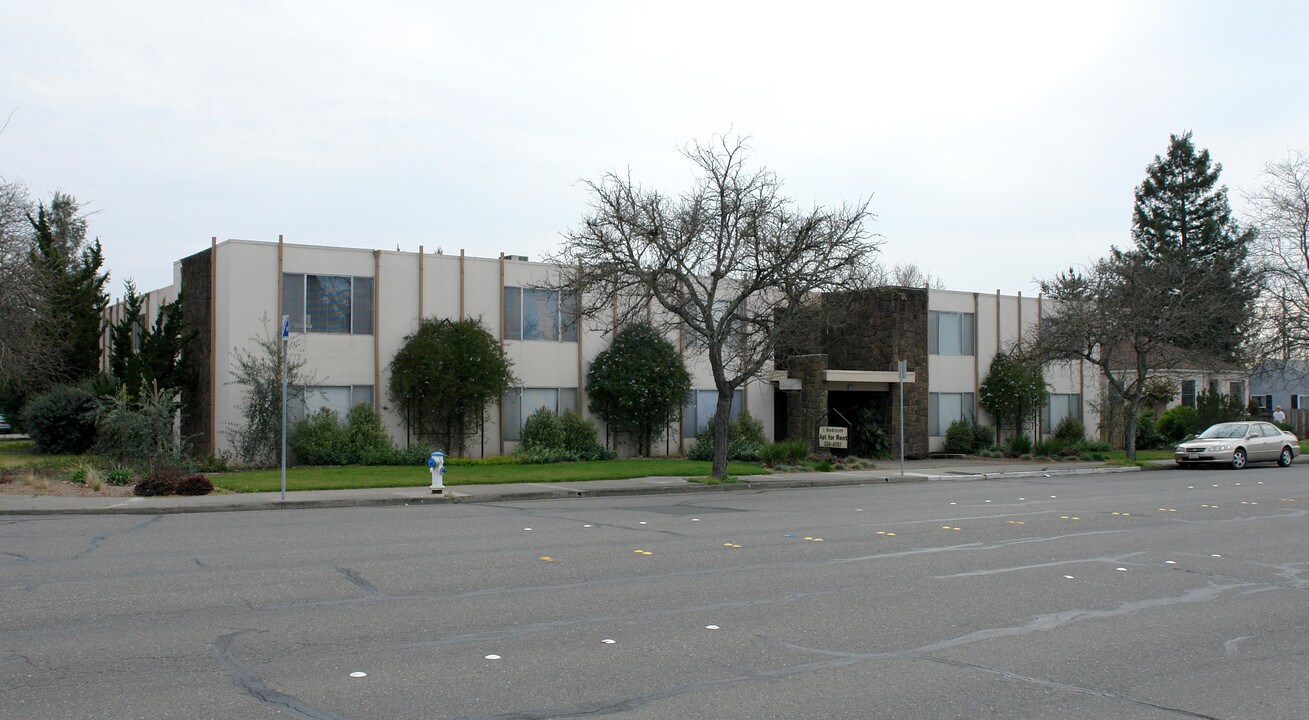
[428,451,446,494]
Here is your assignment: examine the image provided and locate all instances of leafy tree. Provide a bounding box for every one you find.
[554,133,880,478]
[108,280,191,402]
[978,350,1047,441]
[29,192,110,381]
[0,177,61,412]
[586,322,691,456]
[388,318,515,456]
[1132,132,1257,361]
[227,322,314,467]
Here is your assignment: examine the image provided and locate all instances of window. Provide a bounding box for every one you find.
[283,273,374,334]
[683,389,744,434]
[503,287,578,342]
[295,385,375,421]
[929,392,975,435]
[1260,394,1273,411]
[1293,395,1301,410]
[502,387,579,441]
[928,311,974,356]
[1042,393,1082,433]
[1181,380,1196,408]
[1228,381,1242,400]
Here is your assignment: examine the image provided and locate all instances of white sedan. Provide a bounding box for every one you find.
[1174,421,1299,469]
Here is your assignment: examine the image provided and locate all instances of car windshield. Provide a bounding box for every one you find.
[1198,423,1249,439]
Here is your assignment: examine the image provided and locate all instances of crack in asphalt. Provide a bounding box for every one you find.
[212,629,348,720]
[334,566,383,596]
[919,656,1225,719]
[458,582,1250,720]
[73,515,162,559]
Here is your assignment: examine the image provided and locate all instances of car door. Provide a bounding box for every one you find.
[1254,423,1281,461]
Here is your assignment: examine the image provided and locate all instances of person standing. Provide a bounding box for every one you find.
[1272,406,1286,424]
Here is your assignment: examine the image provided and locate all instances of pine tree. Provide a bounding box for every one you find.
[1131,132,1257,361]
[29,192,110,381]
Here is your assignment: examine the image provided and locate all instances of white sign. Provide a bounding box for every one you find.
[818,426,848,448]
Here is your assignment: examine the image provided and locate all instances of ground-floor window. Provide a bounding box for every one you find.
[1042,393,1082,433]
[295,385,375,421]
[502,387,579,441]
[683,389,744,434]
[929,392,975,436]
[1181,380,1197,408]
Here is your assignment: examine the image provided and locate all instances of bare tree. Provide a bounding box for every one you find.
[0,177,61,397]
[874,263,947,290]
[552,134,880,478]
[1039,251,1234,459]
[1245,150,1309,358]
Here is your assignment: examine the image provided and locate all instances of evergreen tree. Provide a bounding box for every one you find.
[586,322,692,456]
[29,192,109,381]
[108,280,190,399]
[1131,133,1257,360]
[978,350,1047,441]
[109,280,145,384]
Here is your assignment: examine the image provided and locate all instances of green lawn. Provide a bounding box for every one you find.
[209,458,771,493]
[0,439,80,472]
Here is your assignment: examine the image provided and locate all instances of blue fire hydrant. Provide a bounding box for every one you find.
[428,451,446,494]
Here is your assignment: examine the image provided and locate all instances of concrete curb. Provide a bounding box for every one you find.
[0,465,1145,516]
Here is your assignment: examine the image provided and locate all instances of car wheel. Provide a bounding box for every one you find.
[1231,448,1247,470]
[1279,446,1293,467]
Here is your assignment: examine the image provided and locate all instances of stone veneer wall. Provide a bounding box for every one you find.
[179,248,213,456]
[788,287,931,458]
[784,354,830,451]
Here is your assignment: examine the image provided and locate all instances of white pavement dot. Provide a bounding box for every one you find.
[602,639,616,644]
[1165,560,1177,565]
[1258,481,1264,484]
[1044,474,1051,477]
[484,654,501,660]
[1116,568,1128,571]
[705,625,720,630]
[985,500,992,503]
[691,518,700,522]
[638,521,647,525]
[523,528,532,531]
[1051,495,1057,498]
[1018,497,1026,501]
[1064,575,1075,579]
[950,502,957,505]
[1211,554,1222,558]
[583,524,592,528]
[349,672,367,678]
[1187,486,1194,489]
[1236,483,1242,486]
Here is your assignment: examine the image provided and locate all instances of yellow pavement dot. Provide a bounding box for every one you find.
[875,531,887,535]
[813,538,824,542]
[951,527,962,531]
[724,543,734,547]
[1281,498,1296,502]
[1123,513,1131,516]
[942,526,953,530]
[1060,516,1070,519]
[539,556,555,562]
[1167,509,1177,512]
[1072,517,1080,520]
[732,544,743,548]
[885,532,896,536]
[1112,512,1120,516]
[641,551,653,555]
[804,536,814,540]
[1007,520,1025,525]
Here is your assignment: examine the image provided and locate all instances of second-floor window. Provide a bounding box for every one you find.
[283,273,374,334]
[504,287,578,342]
[929,311,974,356]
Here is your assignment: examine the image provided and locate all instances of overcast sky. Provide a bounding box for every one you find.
[3,1,1306,299]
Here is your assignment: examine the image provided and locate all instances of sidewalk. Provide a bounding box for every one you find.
[0,458,1157,516]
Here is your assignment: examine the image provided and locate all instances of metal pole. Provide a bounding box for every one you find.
[281,315,289,501]
[898,359,906,477]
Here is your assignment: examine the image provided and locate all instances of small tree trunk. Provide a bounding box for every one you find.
[711,391,733,479]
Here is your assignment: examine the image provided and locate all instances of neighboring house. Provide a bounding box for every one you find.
[1250,360,1309,433]
[107,238,1102,459]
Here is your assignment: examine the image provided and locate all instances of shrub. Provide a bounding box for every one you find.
[290,408,353,466]
[94,388,180,465]
[24,383,99,455]
[521,407,564,451]
[851,406,891,458]
[761,440,809,466]
[1135,412,1164,450]
[105,467,133,486]
[943,420,975,454]
[133,468,214,497]
[812,459,834,472]
[688,411,767,462]
[557,410,606,459]
[1005,435,1032,457]
[1053,416,1085,445]
[1157,405,1199,443]
[515,409,609,463]
[972,424,996,451]
[345,403,393,458]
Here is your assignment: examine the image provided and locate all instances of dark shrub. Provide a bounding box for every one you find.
[1158,405,1199,443]
[1053,416,1085,445]
[134,466,213,496]
[1005,435,1032,457]
[521,407,564,451]
[24,383,99,455]
[760,440,808,466]
[688,411,766,462]
[172,475,214,495]
[943,420,974,454]
[290,408,351,465]
[1135,412,1164,450]
[105,467,133,486]
[972,424,996,451]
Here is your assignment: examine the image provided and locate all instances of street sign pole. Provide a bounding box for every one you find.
[281,315,289,501]
[898,359,906,477]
